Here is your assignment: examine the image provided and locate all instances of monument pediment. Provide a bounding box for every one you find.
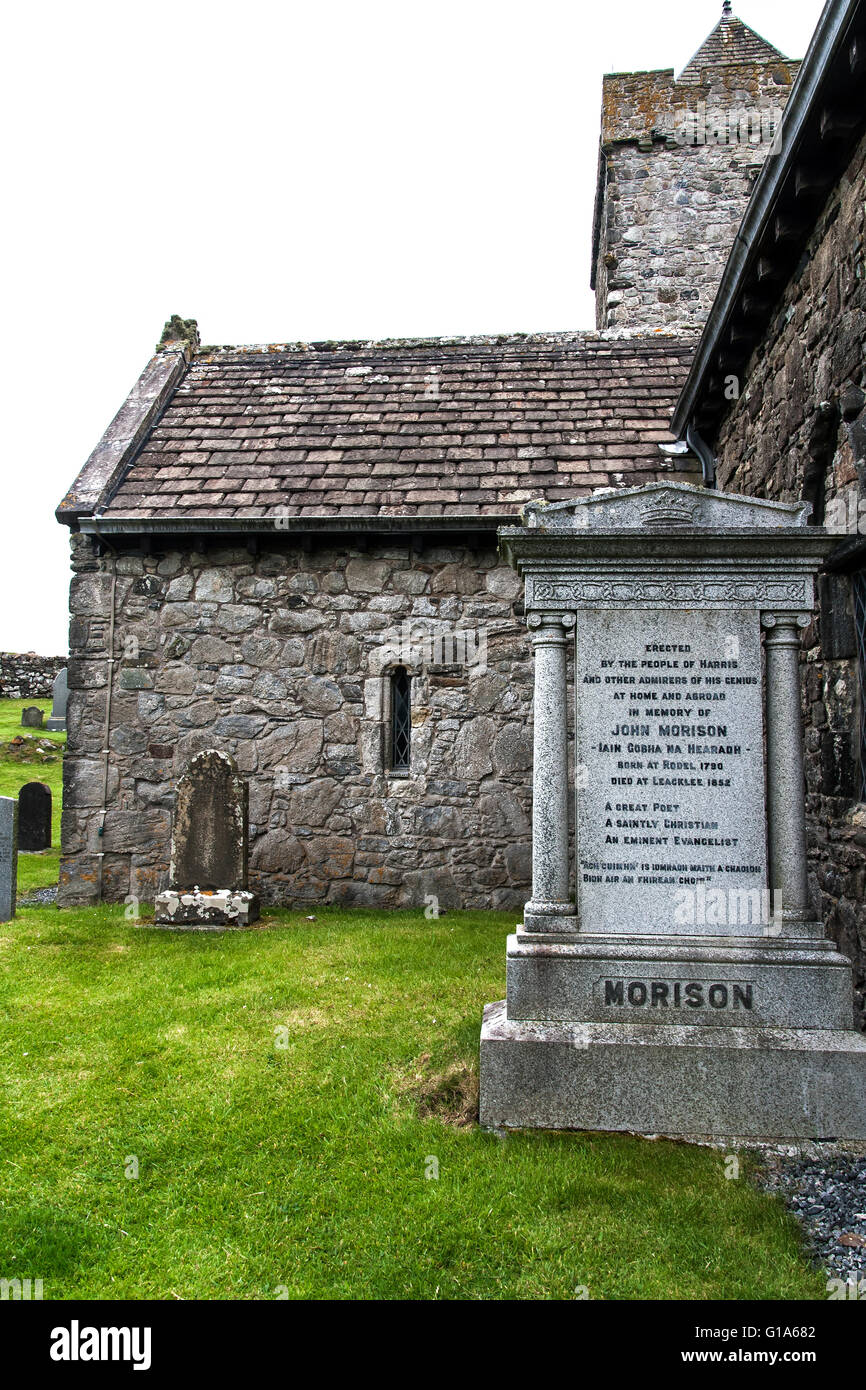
[520,482,811,533]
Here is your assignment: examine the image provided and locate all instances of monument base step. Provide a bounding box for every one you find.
[479,1000,866,1140]
[153,888,260,929]
[505,932,856,1030]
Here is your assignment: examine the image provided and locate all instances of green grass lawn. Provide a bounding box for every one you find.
[0,904,825,1301]
[0,698,65,895]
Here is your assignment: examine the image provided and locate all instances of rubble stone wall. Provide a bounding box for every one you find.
[594,61,798,331]
[58,532,568,913]
[0,652,66,699]
[715,127,866,1026]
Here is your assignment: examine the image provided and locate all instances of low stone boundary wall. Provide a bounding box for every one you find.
[0,653,67,700]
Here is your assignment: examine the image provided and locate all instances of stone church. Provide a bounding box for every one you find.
[56,3,866,1018]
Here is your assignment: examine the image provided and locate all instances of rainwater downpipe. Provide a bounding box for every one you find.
[91,523,118,904]
[685,420,717,488]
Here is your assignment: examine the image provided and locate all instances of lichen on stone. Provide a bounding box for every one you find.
[157,315,200,354]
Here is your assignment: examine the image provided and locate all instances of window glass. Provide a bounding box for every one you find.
[391,667,411,772]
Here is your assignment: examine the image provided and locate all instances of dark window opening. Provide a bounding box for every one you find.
[854,571,866,802]
[391,666,411,772]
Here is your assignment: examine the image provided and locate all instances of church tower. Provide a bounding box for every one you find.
[592,4,800,332]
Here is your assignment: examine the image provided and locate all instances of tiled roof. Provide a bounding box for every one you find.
[678,13,787,83]
[92,334,695,524]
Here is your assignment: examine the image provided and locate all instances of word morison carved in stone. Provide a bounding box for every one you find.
[480,482,866,1140]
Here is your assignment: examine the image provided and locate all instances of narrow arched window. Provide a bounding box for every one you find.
[391,666,411,772]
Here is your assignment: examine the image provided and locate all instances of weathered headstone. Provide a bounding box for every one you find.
[154,750,259,928]
[18,782,52,852]
[21,706,44,729]
[0,796,18,922]
[45,667,68,732]
[480,482,866,1139]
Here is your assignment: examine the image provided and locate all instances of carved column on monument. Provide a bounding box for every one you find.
[761,611,817,936]
[524,611,577,932]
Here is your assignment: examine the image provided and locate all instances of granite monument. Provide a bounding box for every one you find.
[480,482,866,1139]
[45,667,68,733]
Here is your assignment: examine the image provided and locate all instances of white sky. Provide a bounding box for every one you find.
[1,0,824,655]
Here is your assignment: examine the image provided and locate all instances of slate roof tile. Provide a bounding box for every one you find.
[96,333,695,522]
[678,13,786,83]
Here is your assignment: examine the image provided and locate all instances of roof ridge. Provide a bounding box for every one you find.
[194,329,697,359]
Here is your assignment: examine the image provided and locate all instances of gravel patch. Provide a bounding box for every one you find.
[753,1147,866,1285]
[18,885,58,906]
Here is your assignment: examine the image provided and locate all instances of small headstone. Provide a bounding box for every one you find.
[0,796,18,922]
[45,668,68,732]
[18,782,52,852]
[172,750,249,889]
[21,706,43,728]
[154,750,259,928]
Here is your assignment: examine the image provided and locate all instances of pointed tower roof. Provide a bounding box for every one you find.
[677,4,787,82]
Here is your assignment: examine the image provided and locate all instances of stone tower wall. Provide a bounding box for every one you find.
[593,60,799,331]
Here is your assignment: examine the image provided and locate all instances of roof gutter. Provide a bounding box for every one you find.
[671,0,863,442]
[79,514,516,538]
